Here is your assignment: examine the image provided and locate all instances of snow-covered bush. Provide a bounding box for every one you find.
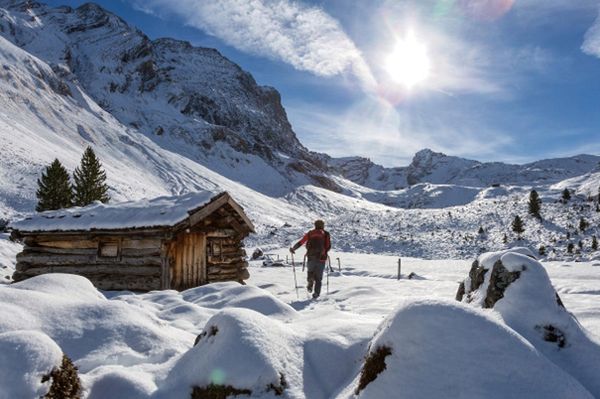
[0,330,69,399]
[155,308,300,399]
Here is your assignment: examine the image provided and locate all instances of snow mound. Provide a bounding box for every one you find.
[0,273,193,384]
[86,367,156,399]
[341,299,593,399]
[155,308,301,399]
[0,330,63,399]
[182,282,297,318]
[11,272,105,301]
[458,249,600,397]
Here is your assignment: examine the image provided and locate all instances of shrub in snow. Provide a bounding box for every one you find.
[340,299,592,399]
[155,308,300,399]
[457,248,600,397]
[0,330,65,399]
[42,354,82,399]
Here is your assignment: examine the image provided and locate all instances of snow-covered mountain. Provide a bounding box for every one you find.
[0,0,338,197]
[0,0,599,261]
[330,149,600,190]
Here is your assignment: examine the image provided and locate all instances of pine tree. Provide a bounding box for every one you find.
[592,236,598,251]
[478,226,485,235]
[511,215,525,239]
[73,147,110,206]
[579,217,589,233]
[561,188,571,203]
[36,159,73,212]
[567,242,574,253]
[538,245,546,256]
[502,233,508,244]
[528,190,542,219]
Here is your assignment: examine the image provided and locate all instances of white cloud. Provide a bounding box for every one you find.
[582,9,600,58]
[132,0,376,90]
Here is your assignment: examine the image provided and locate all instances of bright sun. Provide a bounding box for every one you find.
[385,32,431,89]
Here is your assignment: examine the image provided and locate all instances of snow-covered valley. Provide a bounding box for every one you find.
[1,247,600,398]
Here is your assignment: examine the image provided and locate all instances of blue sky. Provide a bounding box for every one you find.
[47,0,600,166]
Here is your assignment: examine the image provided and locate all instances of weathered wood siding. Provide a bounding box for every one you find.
[14,235,164,291]
[12,192,254,291]
[167,231,206,290]
[206,235,248,283]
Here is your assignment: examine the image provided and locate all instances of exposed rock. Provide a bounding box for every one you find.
[355,345,392,395]
[483,260,521,308]
[536,324,567,348]
[191,384,251,399]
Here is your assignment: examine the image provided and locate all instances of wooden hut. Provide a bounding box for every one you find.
[10,191,254,291]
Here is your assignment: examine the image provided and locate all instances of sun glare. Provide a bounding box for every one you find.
[385,32,431,89]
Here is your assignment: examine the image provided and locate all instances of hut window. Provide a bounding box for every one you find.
[98,240,120,259]
[209,240,222,257]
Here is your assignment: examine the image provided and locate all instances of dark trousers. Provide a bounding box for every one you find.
[307,259,326,296]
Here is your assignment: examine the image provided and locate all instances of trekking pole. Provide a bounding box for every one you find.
[336,257,341,272]
[302,254,307,272]
[291,252,299,299]
[327,256,331,294]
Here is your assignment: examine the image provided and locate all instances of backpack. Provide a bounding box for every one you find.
[306,229,330,261]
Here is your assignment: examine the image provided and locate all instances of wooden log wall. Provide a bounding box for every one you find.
[14,235,164,291]
[206,236,248,283]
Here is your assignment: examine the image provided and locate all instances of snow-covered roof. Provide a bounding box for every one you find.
[10,191,223,232]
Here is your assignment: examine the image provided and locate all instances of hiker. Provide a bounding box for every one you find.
[289,220,331,299]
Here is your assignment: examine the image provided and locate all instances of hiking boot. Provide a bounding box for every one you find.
[307,281,313,293]
[312,293,319,299]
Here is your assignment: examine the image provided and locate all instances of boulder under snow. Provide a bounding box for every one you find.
[457,248,600,397]
[338,299,593,398]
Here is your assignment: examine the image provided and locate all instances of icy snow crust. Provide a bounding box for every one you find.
[10,191,214,232]
[1,249,600,398]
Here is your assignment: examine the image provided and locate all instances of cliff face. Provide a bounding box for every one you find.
[0,0,336,195]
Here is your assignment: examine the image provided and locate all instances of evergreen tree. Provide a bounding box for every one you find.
[511,215,525,239]
[561,188,571,202]
[502,233,508,244]
[567,242,574,253]
[528,190,542,219]
[73,147,110,206]
[579,217,589,233]
[538,245,546,256]
[478,226,485,235]
[592,236,598,251]
[36,159,73,212]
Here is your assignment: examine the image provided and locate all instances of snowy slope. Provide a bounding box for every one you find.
[0,0,337,196]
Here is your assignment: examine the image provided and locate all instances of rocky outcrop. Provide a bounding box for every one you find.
[457,249,600,397]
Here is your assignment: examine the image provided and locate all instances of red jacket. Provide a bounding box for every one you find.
[292,228,331,261]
